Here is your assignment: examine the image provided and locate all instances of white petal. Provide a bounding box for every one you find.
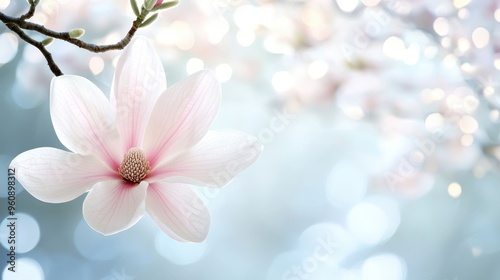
[83,180,148,235]
[146,182,210,242]
[111,36,166,153]
[10,148,115,203]
[153,220,190,242]
[143,70,221,168]
[149,130,263,187]
[50,75,121,170]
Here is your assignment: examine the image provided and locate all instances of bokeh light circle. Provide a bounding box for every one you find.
[299,223,357,266]
[0,32,18,65]
[361,253,407,280]
[0,213,40,253]
[2,258,44,280]
[347,196,400,245]
[155,231,207,265]
[74,219,119,261]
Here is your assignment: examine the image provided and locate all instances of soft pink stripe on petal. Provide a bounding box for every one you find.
[149,216,189,242]
[143,70,221,168]
[83,180,148,235]
[146,182,210,242]
[50,75,121,170]
[149,130,263,187]
[10,148,116,203]
[111,36,166,153]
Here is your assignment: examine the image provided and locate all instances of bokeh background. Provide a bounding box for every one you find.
[1,0,500,279]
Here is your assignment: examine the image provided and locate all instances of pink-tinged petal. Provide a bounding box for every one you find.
[10,148,116,203]
[150,217,189,242]
[146,182,210,242]
[111,36,166,153]
[143,70,221,168]
[149,130,263,187]
[50,75,121,170]
[83,180,148,235]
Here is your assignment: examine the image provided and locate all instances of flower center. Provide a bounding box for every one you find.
[118,148,150,183]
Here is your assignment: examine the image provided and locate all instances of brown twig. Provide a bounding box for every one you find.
[0,10,145,52]
[5,22,63,76]
[19,4,36,21]
[0,3,152,76]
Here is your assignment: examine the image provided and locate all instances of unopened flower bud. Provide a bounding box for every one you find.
[41,37,53,46]
[68,28,85,39]
[140,13,158,28]
[130,0,140,16]
[152,0,178,11]
[143,0,156,11]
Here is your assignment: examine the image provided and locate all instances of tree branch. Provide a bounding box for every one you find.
[0,2,155,76]
[0,0,178,77]
[5,22,63,76]
[0,9,145,53]
[21,20,140,52]
[19,4,36,21]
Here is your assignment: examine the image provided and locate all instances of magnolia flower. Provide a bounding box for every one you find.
[11,36,262,242]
